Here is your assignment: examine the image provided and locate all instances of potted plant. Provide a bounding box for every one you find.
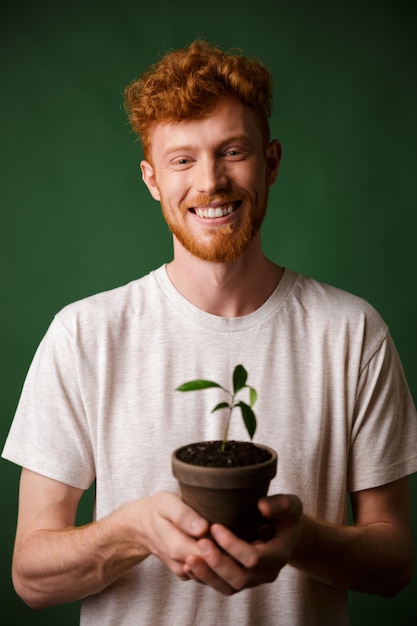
[172,364,277,542]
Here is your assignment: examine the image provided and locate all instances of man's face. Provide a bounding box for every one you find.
[141,98,281,263]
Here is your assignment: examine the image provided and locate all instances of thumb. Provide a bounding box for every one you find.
[258,494,303,525]
[175,502,210,537]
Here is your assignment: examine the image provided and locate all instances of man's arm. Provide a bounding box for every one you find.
[12,468,209,609]
[289,476,413,595]
[183,477,413,596]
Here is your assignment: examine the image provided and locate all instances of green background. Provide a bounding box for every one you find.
[1,0,416,623]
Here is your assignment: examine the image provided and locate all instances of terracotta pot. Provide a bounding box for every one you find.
[172,442,277,542]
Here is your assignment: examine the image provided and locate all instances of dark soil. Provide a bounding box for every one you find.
[176,440,272,468]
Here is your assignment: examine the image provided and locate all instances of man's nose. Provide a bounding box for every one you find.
[195,157,227,194]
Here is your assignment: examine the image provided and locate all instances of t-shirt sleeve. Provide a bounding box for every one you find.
[2,315,95,489]
[348,332,417,492]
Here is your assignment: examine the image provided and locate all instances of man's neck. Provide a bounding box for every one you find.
[166,237,284,318]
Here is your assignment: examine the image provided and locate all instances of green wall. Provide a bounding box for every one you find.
[1,1,416,623]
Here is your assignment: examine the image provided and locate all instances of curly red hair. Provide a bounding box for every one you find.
[124,40,272,160]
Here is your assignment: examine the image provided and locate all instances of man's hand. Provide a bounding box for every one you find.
[182,494,303,595]
[131,491,210,580]
[181,478,414,598]
[12,469,210,608]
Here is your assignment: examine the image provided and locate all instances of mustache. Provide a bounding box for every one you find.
[181,190,250,211]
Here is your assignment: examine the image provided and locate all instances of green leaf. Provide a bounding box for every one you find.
[175,364,258,446]
[211,402,230,413]
[175,380,221,392]
[237,401,257,439]
[233,364,248,394]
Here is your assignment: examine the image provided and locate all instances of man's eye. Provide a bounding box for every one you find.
[224,149,247,158]
[172,157,193,167]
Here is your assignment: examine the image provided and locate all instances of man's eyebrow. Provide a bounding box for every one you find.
[218,134,253,147]
[163,135,253,157]
[163,145,195,157]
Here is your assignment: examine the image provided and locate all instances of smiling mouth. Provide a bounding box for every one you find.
[192,201,241,219]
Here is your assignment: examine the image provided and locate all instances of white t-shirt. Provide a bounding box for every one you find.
[3,266,417,625]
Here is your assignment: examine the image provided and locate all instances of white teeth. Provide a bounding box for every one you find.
[195,204,235,219]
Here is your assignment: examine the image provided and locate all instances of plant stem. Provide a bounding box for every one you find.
[221,393,235,451]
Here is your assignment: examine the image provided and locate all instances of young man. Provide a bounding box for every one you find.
[3,40,417,625]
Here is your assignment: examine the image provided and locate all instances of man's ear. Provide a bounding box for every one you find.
[141,160,161,201]
[266,139,282,187]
